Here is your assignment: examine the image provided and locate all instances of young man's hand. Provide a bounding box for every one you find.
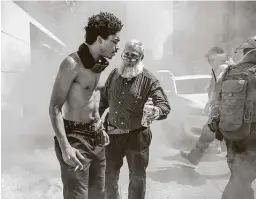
[101,130,110,146]
[61,147,85,171]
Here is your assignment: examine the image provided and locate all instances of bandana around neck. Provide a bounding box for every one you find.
[77,43,109,73]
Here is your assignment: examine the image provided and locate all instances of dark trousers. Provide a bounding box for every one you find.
[222,124,256,199]
[195,123,216,152]
[55,137,105,199]
[54,119,106,199]
[187,124,216,164]
[105,127,152,199]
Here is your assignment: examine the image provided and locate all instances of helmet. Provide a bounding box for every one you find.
[235,36,256,53]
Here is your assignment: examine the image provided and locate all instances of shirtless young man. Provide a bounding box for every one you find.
[49,12,123,199]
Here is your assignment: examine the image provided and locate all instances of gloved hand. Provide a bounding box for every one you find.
[207,114,223,141]
[207,114,220,133]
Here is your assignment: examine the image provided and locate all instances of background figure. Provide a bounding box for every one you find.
[49,12,123,199]
[99,40,170,199]
[212,36,256,199]
[180,46,233,165]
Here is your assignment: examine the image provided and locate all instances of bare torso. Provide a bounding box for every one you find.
[62,53,101,123]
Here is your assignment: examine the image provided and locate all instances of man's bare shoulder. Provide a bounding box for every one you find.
[59,53,79,74]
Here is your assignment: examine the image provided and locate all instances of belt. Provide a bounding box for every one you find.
[107,124,147,134]
[63,119,102,133]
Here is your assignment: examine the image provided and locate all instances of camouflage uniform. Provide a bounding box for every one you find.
[209,37,256,199]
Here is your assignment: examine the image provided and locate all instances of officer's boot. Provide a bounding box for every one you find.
[180,146,203,166]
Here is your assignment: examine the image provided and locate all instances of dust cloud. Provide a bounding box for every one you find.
[2,1,256,198]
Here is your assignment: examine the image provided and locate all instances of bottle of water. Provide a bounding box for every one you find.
[141,98,154,127]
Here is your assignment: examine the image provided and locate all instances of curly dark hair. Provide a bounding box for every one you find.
[85,12,123,45]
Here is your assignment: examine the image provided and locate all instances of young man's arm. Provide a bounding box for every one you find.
[49,56,84,169]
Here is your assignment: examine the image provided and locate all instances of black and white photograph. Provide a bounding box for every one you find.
[1,1,256,199]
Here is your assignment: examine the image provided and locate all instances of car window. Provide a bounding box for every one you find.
[175,78,210,95]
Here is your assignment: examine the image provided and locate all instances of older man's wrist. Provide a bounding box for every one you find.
[153,106,160,120]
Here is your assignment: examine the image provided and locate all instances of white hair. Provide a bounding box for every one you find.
[125,39,144,55]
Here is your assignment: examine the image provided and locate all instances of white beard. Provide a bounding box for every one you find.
[118,62,144,79]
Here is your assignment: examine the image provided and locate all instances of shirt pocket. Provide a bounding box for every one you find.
[219,79,248,132]
[126,94,145,114]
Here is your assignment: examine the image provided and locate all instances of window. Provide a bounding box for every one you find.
[175,78,211,95]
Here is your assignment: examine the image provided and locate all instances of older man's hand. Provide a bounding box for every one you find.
[143,98,160,121]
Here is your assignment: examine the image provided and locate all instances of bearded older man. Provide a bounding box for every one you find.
[99,40,170,199]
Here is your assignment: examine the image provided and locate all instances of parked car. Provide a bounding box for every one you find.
[155,70,212,149]
[171,75,211,133]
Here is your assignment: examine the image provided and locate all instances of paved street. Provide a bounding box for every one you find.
[2,123,256,199]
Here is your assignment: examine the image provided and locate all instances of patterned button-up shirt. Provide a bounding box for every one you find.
[99,68,171,131]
